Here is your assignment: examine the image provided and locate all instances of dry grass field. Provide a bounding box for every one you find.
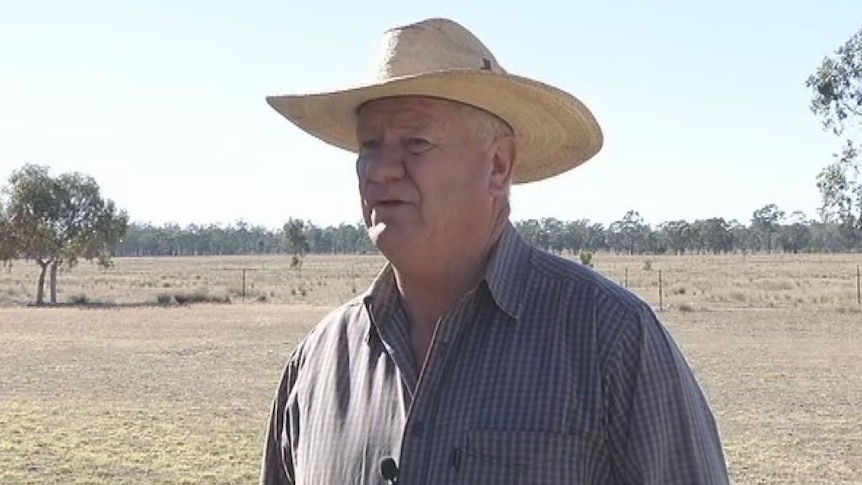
[2,252,861,484]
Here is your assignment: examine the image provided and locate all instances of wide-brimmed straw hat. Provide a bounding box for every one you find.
[266,17,603,184]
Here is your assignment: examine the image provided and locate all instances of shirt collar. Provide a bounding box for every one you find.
[482,220,530,322]
[361,219,531,338]
[361,263,400,344]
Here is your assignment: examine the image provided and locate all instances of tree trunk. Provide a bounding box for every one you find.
[36,260,49,306]
[49,261,60,304]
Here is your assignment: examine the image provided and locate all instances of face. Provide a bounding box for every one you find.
[355,97,511,263]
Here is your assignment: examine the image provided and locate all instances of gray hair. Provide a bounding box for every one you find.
[458,103,515,205]
[459,103,514,143]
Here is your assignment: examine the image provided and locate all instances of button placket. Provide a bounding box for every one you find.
[404,297,481,484]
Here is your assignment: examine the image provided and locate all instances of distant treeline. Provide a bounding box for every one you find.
[115,205,862,257]
[116,219,376,256]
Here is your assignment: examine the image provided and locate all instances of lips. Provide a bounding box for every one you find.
[367,195,410,208]
[364,187,413,210]
[371,200,410,214]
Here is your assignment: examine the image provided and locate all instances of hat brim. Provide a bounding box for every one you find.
[266,70,603,184]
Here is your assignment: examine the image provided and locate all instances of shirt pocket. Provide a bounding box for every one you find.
[457,429,601,485]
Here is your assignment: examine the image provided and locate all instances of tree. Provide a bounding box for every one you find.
[697,218,734,254]
[609,210,649,254]
[585,222,607,252]
[777,211,812,254]
[0,164,129,305]
[562,220,588,254]
[283,218,309,269]
[658,220,691,255]
[515,219,547,250]
[727,219,753,253]
[541,217,566,253]
[806,25,862,240]
[751,204,785,252]
[0,206,14,262]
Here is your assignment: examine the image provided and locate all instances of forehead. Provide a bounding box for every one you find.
[356,97,465,130]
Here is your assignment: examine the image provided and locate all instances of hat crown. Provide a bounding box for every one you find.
[373,18,505,81]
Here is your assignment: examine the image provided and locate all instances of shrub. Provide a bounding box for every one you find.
[174,292,204,305]
[290,256,302,269]
[678,303,695,313]
[160,291,230,306]
[69,294,89,305]
[836,305,862,314]
[579,251,594,268]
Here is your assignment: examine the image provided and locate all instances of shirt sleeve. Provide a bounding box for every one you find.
[259,352,301,485]
[603,303,730,484]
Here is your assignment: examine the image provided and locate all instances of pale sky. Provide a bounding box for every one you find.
[2,1,860,229]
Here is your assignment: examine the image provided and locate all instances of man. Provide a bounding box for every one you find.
[260,17,729,485]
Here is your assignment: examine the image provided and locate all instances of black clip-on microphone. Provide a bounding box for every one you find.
[379,456,399,484]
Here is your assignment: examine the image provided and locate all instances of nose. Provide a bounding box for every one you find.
[357,142,405,184]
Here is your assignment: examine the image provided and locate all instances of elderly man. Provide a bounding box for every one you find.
[260,17,729,485]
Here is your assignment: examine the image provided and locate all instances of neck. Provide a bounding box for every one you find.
[394,209,509,332]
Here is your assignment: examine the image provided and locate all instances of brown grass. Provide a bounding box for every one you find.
[674,309,861,484]
[0,304,324,485]
[595,253,862,312]
[0,253,387,308]
[1,252,862,484]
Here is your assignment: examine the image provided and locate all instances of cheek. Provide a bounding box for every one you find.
[356,158,367,184]
[429,167,490,217]
[454,156,493,198]
[410,151,490,209]
[356,160,371,195]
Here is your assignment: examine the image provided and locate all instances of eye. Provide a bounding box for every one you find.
[405,137,433,154]
[359,138,381,152]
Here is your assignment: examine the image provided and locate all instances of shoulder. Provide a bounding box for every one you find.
[285,294,370,370]
[521,248,671,362]
[526,248,648,316]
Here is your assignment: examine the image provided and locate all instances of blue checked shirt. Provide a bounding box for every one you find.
[260,222,729,484]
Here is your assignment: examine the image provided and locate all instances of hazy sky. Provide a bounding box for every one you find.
[2,1,860,229]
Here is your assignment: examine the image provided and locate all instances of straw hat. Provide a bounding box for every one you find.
[266,17,603,184]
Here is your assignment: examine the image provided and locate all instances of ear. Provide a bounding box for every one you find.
[488,135,517,196]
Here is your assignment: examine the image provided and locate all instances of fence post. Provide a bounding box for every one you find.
[625,267,628,288]
[857,265,860,305]
[242,269,247,301]
[659,270,663,312]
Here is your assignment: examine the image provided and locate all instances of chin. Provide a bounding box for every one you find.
[368,223,425,258]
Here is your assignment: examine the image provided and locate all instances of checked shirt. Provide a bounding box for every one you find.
[260,221,729,485]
